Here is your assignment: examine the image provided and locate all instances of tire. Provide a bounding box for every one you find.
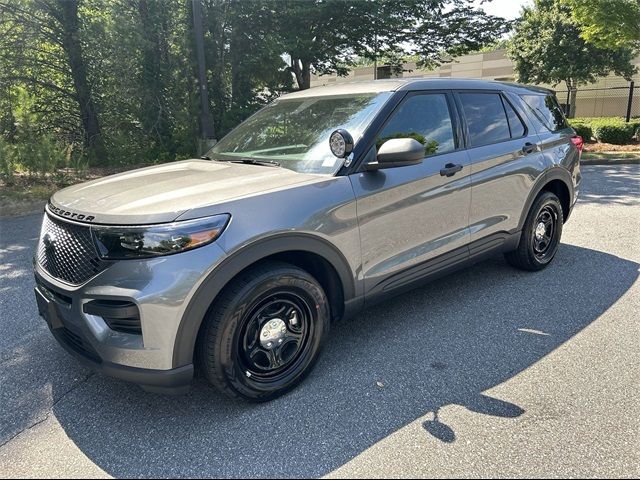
[505,191,564,271]
[196,261,329,402]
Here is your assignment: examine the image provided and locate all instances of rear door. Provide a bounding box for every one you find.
[351,91,472,297]
[455,90,546,242]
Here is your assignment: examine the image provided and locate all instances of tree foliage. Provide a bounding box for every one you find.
[0,0,509,171]
[507,0,637,117]
[563,0,640,48]
[277,0,510,89]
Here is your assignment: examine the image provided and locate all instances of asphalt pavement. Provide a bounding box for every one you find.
[0,165,638,478]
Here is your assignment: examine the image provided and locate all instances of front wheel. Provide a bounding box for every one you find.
[197,261,329,402]
[505,191,564,271]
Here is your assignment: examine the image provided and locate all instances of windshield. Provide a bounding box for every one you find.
[207,92,393,174]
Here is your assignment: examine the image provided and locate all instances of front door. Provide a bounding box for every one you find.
[350,91,472,297]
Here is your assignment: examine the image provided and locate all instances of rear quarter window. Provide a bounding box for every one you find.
[520,94,568,132]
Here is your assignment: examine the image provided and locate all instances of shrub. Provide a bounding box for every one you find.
[569,117,638,145]
[569,121,593,141]
[590,119,635,145]
[0,136,15,184]
[14,135,68,177]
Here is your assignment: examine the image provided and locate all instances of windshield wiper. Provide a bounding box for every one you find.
[225,158,281,167]
[200,155,280,167]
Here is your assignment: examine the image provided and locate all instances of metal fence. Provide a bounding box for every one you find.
[555,82,638,120]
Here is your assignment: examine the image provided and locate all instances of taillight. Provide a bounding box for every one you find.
[571,135,584,153]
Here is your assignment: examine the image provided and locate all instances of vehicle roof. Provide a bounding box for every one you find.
[280,78,553,99]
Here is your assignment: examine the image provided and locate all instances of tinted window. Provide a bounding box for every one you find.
[504,99,526,138]
[460,93,511,146]
[521,94,568,132]
[377,93,456,157]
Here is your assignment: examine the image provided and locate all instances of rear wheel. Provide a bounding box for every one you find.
[197,261,329,402]
[505,191,564,271]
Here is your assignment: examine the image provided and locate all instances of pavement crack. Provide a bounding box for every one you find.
[0,415,50,450]
[0,372,96,450]
[50,371,96,409]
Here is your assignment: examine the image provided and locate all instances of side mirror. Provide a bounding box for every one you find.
[365,138,425,171]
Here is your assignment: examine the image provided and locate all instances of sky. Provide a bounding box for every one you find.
[476,0,533,20]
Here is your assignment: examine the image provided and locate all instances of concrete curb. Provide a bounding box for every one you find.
[580,158,640,165]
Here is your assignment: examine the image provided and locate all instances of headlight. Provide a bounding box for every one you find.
[91,214,230,259]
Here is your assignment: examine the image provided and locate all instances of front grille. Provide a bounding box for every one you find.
[37,214,110,285]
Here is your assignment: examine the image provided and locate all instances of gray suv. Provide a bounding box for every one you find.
[34,79,582,401]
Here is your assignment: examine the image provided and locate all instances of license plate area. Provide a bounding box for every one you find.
[35,287,64,330]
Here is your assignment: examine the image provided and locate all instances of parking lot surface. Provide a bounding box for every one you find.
[0,165,638,478]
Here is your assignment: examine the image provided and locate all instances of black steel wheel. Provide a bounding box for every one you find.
[237,291,314,381]
[506,191,563,271]
[531,205,557,261]
[197,261,329,402]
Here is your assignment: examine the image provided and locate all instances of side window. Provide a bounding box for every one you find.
[377,93,456,158]
[460,93,511,146]
[520,94,568,132]
[504,99,527,138]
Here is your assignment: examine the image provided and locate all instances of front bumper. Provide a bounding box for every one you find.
[34,239,227,393]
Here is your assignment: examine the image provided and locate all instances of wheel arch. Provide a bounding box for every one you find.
[517,168,574,230]
[172,233,357,368]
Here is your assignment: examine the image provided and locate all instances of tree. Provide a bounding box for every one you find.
[408,0,512,68]
[226,0,292,128]
[0,1,516,175]
[0,0,107,164]
[275,0,511,90]
[104,0,199,161]
[507,0,637,118]
[57,0,106,163]
[563,0,640,48]
[135,0,175,153]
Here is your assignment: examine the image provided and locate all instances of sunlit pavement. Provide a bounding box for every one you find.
[0,165,638,478]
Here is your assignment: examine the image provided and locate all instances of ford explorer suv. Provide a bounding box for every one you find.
[34,79,582,401]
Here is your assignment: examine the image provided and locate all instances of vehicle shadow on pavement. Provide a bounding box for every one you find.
[45,243,638,478]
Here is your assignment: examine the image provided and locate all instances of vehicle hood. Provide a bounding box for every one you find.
[49,159,324,225]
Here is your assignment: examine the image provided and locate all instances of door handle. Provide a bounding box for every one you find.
[440,163,463,177]
[522,142,536,155]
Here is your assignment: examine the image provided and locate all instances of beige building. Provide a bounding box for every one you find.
[310,49,640,118]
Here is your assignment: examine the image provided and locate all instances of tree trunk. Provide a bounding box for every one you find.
[203,1,227,131]
[137,0,173,151]
[230,14,251,115]
[566,79,578,119]
[59,0,106,165]
[192,0,215,147]
[290,58,311,90]
[301,61,311,90]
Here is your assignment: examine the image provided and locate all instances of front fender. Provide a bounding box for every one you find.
[171,233,357,367]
